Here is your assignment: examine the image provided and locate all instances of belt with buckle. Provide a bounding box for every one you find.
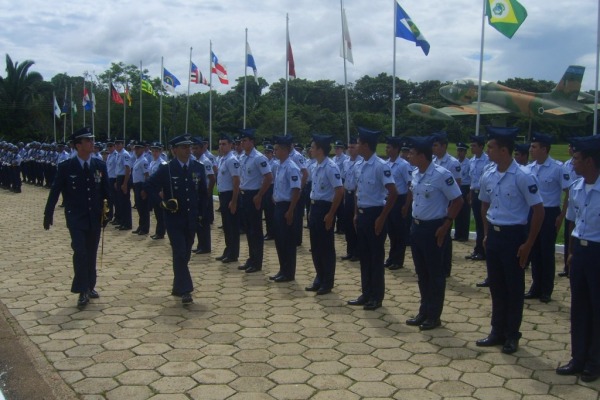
[346,190,355,194]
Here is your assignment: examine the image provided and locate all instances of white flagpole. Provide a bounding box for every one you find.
[81,79,85,127]
[392,0,397,137]
[52,92,57,142]
[244,28,248,129]
[475,0,486,136]
[341,1,350,143]
[209,41,213,150]
[159,57,164,144]
[140,60,143,141]
[63,87,67,143]
[594,0,600,135]
[123,80,127,141]
[108,73,111,140]
[91,83,95,135]
[186,47,192,133]
[70,84,74,133]
[285,14,289,136]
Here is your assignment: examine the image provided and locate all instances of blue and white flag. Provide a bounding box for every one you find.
[395,2,430,56]
[246,42,257,78]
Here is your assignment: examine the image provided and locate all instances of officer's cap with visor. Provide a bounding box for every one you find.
[570,135,600,154]
[530,132,554,145]
[514,143,530,154]
[456,142,468,150]
[356,126,382,146]
[273,135,294,146]
[312,134,334,147]
[239,128,257,140]
[70,127,94,143]
[469,135,486,146]
[150,142,163,149]
[485,126,520,142]
[407,136,435,152]
[169,134,193,147]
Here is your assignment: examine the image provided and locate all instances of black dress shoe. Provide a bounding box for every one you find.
[245,266,262,273]
[269,273,282,281]
[273,275,293,283]
[215,255,227,261]
[471,253,486,261]
[539,295,552,303]
[316,288,332,296]
[263,235,274,241]
[465,252,476,260]
[524,291,539,300]
[138,230,148,235]
[581,369,600,382]
[388,264,404,270]
[419,319,441,330]
[476,279,490,288]
[238,264,250,270]
[77,293,89,307]
[88,289,99,299]
[181,293,193,304]
[305,284,320,292]
[558,271,569,278]
[384,259,392,268]
[118,225,132,231]
[502,338,519,354]
[347,297,367,306]
[151,234,164,240]
[194,248,210,254]
[476,335,506,347]
[349,256,360,262]
[341,254,353,261]
[221,257,238,264]
[406,314,427,326]
[363,300,382,311]
[132,228,141,234]
[556,360,584,376]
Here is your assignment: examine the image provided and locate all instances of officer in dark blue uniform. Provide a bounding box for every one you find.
[347,127,398,311]
[405,136,463,330]
[43,127,111,307]
[305,134,344,295]
[270,135,302,282]
[475,127,544,354]
[144,134,207,305]
[556,135,600,383]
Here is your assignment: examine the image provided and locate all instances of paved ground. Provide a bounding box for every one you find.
[0,185,598,400]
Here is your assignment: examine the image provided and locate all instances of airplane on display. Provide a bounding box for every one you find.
[407,65,597,126]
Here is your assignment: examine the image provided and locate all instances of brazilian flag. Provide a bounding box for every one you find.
[486,0,528,39]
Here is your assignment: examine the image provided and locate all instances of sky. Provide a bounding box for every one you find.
[0,0,598,96]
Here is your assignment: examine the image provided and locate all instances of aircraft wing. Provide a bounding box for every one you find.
[408,102,511,120]
[543,105,585,116]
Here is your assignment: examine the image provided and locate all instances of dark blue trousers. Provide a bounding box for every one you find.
[274,202,297,279]
[116,175,132,228]
[471,192,485,255]
[387,194,408,267]
[133,182,149,233]
[570,238,600,372]
[166,221,194,294]
[410,219,446,320]
[486,224,527,340]
[454,185,471,240]
[153,204,166,237]
[218,191,240,259]
[263,185,275,237]
[309,201,336,290]
[109,177,117,222]
[343,191,358,257]
[241,190,264,269]
[356,207,386,303]
[69,225,101,294]
[529,206,560,297]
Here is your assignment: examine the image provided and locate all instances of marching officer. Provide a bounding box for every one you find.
[405,136,463,330]
[305,134,344,295]
[43,127,111,307]
[237,129,273,273]
[347,127,397,311]
[270,135,302,282]
[454,142,471,242]
[131,141,150,235]
[341,138,362,261]
[475,127,544,354]
[524,132,570,303]
[144,134,207,305]
[556,135,600,383]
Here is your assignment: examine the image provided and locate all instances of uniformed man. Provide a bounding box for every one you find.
[514,143,530,166]
[270,135,302,282]
[305,134,344,295]
[341,138,362,262]
[347,127,398,311]
[262,144,278,240]
[215,134,241,264]
[43,127,111,307]
[559,141,580,278]
[432,132,461,277]
[384,136,412,270]
[333,140,349,234]
[290,141,309,246]
[191,137,216,254]
[524,132,570,303]
[475,127,544,354]
[405,136,464,330]
[148,142,167,240]
[114,138,132,230]
[303,146,316,227]
[131,141,150,235]
[144,134,207,305]
[556,135,600,383]
[454,142,471,242]
[237,129,273,273]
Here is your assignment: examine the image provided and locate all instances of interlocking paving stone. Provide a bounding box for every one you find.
[1,188,597,400]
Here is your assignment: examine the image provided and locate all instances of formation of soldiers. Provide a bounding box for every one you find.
[40,125,600,383]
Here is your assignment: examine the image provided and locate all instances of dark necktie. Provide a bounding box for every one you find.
[83,161,89,175]
[182,164,187,174]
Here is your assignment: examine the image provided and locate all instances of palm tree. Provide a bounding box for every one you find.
[0,54,44,136]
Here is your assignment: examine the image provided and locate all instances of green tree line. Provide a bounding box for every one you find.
[0,54,595,146]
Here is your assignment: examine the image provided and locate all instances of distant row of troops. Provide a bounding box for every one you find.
[42,125,600,383]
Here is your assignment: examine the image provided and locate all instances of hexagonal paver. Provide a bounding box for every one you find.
[150,377,197,393]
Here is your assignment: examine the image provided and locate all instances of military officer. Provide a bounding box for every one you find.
[333,140,349,234]
[347,127,398,311]
[43,127,111,307]
[114,138,132,230]
[466,135,491,266]
[305,134,344,295]
[237,129,273,273]
[524,132,570,303]
[514,143,530,166]
[270,135,302,282]
[475,127,544,354]
[191,137,216,254]
[454,142,471,242]
[290,141,308,246]
[148,142,167,240]
[262,144,278,240]
[341,138,362,261]
[144,134,207,304]
[559,141,580,278]
[131,141,150,235]
[405,136,464,330]
[556,135,600,383]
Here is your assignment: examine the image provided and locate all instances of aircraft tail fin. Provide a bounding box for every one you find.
[551,65,585,101]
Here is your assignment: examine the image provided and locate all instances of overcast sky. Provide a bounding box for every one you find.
[1,0,598,96]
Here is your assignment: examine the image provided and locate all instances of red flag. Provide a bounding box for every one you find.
[287,35,296,78]
[111,83,124,105]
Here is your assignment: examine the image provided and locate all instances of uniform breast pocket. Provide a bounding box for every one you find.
[503,188,520,208]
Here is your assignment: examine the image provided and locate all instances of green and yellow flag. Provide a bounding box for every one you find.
[486,0,527,39]
[141,79,157,97]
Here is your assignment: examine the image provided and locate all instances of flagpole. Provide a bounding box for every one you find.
[186,47,192,133]
[209,41,213,150]
[82,79,86,127]
[91,83,95,135]
[285,14,289,136]
[160,57,164,144]
[140,60,143,141]
[63,87,67,143]
[392,0,397,137]
[244,28,248,129]
[52,92,57,143]
[123,80,127,141]
[594,0,600,135]
[108,73,111,140]
[70,84,74,133]
[475,0,486,136]
[341,1,350,143]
